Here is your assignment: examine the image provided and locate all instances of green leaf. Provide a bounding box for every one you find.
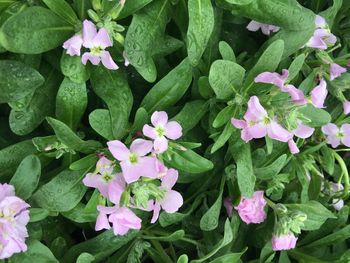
[90,67,133,139]
[320,146,335,175]
[47,117,102,154]
[191,219,234,263]
[124,0,171,82]
[187,0,214,66]
[32,169,87,212]
[141,58,193,113]
[0,60,44,103]
[244,40,284,89]
[209,60,245,100]
[62,230,139,263]
[0,140,38,180]
[209,249,247,263]
[218,41,236,62]
[0,6,73,54]
[9,64,62,135]
[89,109,114,140]
[287,54,306,82]
[286,201,336,231]
[229,137,255,197]
[213,105,235,128]
[10,155,41,200]
[76,253,95,263]
[60,52,90,84]
[145,230,185,242]
[177,255,189,263]
[254,154,287,180]
[172,100,209,134]
[69,154,99,171]
[42,0,78,25]
[29,208,50,223]
[303,224,350,248]
[298,104,331,128]
[320,0,343,28]
[132,107,149,132]
[119,0,153,19]
[56,77,87,131]
[211,122,234,153]
[8,239,59,263]
[164,148,213,174]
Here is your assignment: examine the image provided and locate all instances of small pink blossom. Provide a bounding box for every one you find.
[63,34,83,56]
[234,191,267,224]
[150,169,183,223]
[247,20,280,35]
[287,122,315,154]
[143,111,182,153]
[231,96,292,143]
[96,206,142,235]
[272,233,298,251]
[343,100,350,115]
[330,63,347,80]
[310,79,328,108]
[223,197,233,218]
[107,139,158,183]
[81,20,118,70]
[322,123,350,148]
[306,15,336,50]
[0,184,30,259]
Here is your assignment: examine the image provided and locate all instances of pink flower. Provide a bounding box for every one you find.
[330,63,347,80]
[150,169,183,223]
[306,15,336,50]
[223,197,233,218]
[234,191,267,224]
[231,96,292,143]
[272,233,298,251]
[310,79,328,108]
[255,70,306,103]
[81,20,118,70]
[143,111,182,153]
[107,139,158,183]
[247,20,280,35]
[0,184,30,259]
[95,206,142,235]
[343,100,350,115]
[322,123,350,148]
[83,157,120,198]
[63,34,83,56]
[287,122,315,154]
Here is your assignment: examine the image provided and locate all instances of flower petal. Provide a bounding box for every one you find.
[165,121,182,140]
[107,140,130,161]
[311,79,327,108]
[154,137,168,153]
[267,120,292,142]
[100,51,119,70]
[142,124,157,139]
[161,190,183,213]
[151,111,168,126]
[130,139,153,156]
[293,122,315,139]
[161,168,178,189]
[82,20,97,48]
[93,28,112,48]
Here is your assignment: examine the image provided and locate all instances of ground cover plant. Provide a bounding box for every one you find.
[0,0,350,262]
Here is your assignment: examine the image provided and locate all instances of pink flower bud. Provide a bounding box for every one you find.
[272,233,298,251]
[234,191,267,224]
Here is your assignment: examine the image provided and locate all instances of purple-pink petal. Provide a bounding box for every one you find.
[81,52,101,65]
[121,156,158,183]
[161,168,178,189]
[254,70,288,89]
[231,118,247,129]
[107,140,130,161]
[93,28,113,49]
[293,122,315,139]
[288,139,300,154]
[160,190,183,213]
[63,34,83,56]
[343,100,350,115]
[100,51,119,70]
[330,63,347,81]
[142,124,157,139]
[246,123,267,139]
[151,111,168,126]
[130,139,153,156]
[267,120,292,142]
[82,20,97,48]
[150,202,161,223]
[272,233,298,251]
[311,79,327,108]
[244,96,268,121]
[165,121,182,140]
[340,124,350,147]
[154,137,168,153]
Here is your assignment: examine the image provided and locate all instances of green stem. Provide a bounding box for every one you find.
[333,151,349,199]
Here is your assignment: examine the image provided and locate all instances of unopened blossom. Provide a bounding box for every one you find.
[150,169,183,223]
[223,197,233,218]
[143,111,182,153]
[81,20,118,70]
[272,233,298,251]
[231,96,292,143]
[330,63,347,80]
[96,206,141,235]
[343,100,350,115]
[310,79,328,108]
[83,157,121,198]
[107,139,158,183]
[0,184,30,259]
[329,182,344,211]
[63,34,83,56]
[247,20,280,35]
[306,15,337,50]
[322,123,350,148]
[234,191,267,224]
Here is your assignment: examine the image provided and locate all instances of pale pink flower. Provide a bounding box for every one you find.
[306,15,337,50]
[107,139,158,183]
[231,96,292,143]
[223,197,233,218]
[234,191,267,224]
[343,100,350,115]
[0,184,30,259]
[247,20,280,35]
[81,20,118,70]
[322,123,350,148]
[63,34,83,56]
[143,111,182,153]
[330,63,347,80]
[272,233,298,251]
[150,169,183,223]
[310,79,328,108]
[95,206,141,235]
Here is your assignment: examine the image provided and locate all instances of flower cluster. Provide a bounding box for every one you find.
[83,111,183,235]
[0,184,30,259]
[63,20,123,70]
